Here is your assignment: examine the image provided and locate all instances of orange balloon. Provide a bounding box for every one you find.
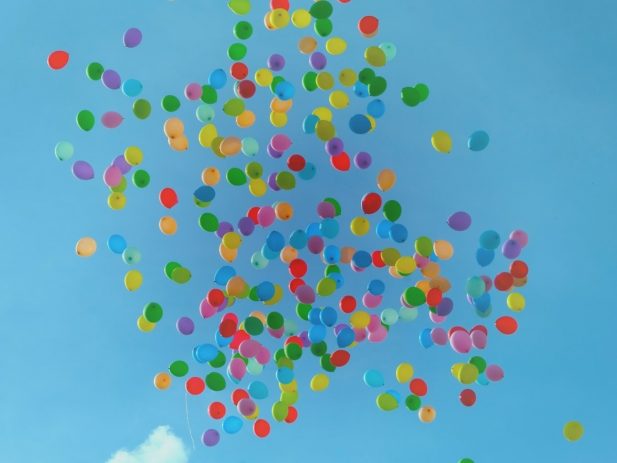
[418,406,436,423]
[271,98,293,113]
[275,201,294,220]
[163,118,184,138]
[168,134,188,151]
[340,247,356,264]
[298,36,318,54]
[280,246,298,263]
[202,167,221,186]
[219,137,242,156]
[421,262,441,279]
[154,372,172,390]
[159,216,178,235]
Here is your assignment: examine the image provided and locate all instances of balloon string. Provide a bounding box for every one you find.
[185,392,196,450]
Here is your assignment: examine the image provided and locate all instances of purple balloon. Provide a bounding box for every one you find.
[447,211,472,231]
[307,236,324,254]
[354,151,372,169]
[112,155,132,174]
[72,160,94,180]
[502,239,522,259]
[295,285,315,304]
[237,398,256,416]
[202,429,220,447]
[510,229,528,248]
[176,317,194,335]
[216,221,234,238]
[238,217,255,236]
[298,331,311,347]
[101,69,121,90]
[267,144,284,159]
[267,172,280,191]
[316,201,335,219]
[309,52,327,70]
[123,27,142,48]
[436,297,454,316]
[325,137,344,156]
[257,206,276,227]
[267,53,286,71]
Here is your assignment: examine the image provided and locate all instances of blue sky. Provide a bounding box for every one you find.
[1,0,616,462]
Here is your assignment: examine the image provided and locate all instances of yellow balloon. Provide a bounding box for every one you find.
[433,240,454,260]
[269,8,290,28]
[377,168,397,192]
[310,373,330,392]
[298,36,317,54]
[315,120,336,141]
[198,124,218,148]
[222,231,242,249]
[291,9,311,28]
[154,372,171,390]
[263,11,275,30]
[316,71,334,90]
[254,68,273,87]
[507,292,526,312]
[124,270,143,291]
[364,46,387,67]
[219,136,242,156]
[350,216,370,236]
[279,379,297,393]
[431,130,453,153]
[280,390,298,405]
[418,406,436,423]
[395,256,416,276]
[168,134,188,151]
[270,98,293,113]
[456,363,479,385]
[236,110,256,128]
[163,118,184,138]
[202,167,220,186]
[75,237,97,257]
[563,421,584,442]
[367,114,377,131]
[325,37,347,55]
[159,216,178,235]
[108,192,127,210]
[226,275,248,298]
[280,246,298,264]
[349,310,370,329]
[124,146,143,166]
[329,90,349,109]
[270,111,288,128]
[219,243,238,263]
[395,363,414,383]
[137,315,156,332]
[312,106,333,122]
[381,248,401,266]
[338,68,357,87]
[249,178,268,197]
[275,201,294,221]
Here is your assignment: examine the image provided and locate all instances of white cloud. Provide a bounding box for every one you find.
[107,426,189,463]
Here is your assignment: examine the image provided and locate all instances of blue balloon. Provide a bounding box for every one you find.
[473,293,491,311]
[298,162,316,180]
[275,81,295,100]
[215,330,233,347]
[367,99,386,118]
[349,114,372,134]
[309,324,327,343]
[389,223,408,243]
[323,245,340,263]
[248,381,269,400]
[194,185,216,202]
[214,266,236,285]
[305,222,322,237]
[320,306,337,327]
[468,130,490,151]
[303,114,319,134]
[353,82,369,98]
[376,220,393,239]
[222,416,243,434]
[266,231,285,252]
[479,230,501,250]
[476,248,495,267]
[256,281,275,301]
[289,230,307,249]
[107,234,127,254]
[208,69,227,90]
[260,243,278,260]
[193,344,219,363]
[121,78,143,97]
[367,279,386,296]
[419,328,434,348]
[309,308,322,325]
[320,218,339,239]
[328,272,344,288]
[336,327,355,348]
[363,369,384,388]
[276,367,294,384]
[476,373,490,386]
[351,250,372,268]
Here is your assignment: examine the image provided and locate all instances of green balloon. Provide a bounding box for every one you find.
[401,86,421,107]
[382,199,402,221]
[244,316,264,336]
[161,95,181,112]
[132,99,151,120]
[310,341,327,357]
[169,360,189,377]
[314,18,333,37]
[164,261,182,279]
[324,264,341,276]
[415,236,433,257]
[226,167,247,186]
[110,176,127,193]
[316,278,336,296]
[172,267,191,284]
[284,343,302,361]
[323,197,342,216]
[272,401,289,422]
[205,372,226,391]
[276,171,296,190]
[233,21,253,40]
[267,311,284,330]
[358,68,376,85]
[201,85,218,104]
[270,76,285,94]
[459,459,474,463]
[248,286,259,302]
[281,390,298,405]
[227,0,251,15]
[132,169,150,188]
[405,394,421,411]
[415,83,430,102]
[273,348,286,363]
[376,392,399,411]
[296,303,311,321]
[320,354,336,372]
[245,161,263,179]
[310,1,333,19]
[196,104,215,123]
[199,213,219,232]
[469,356,487,374]
[86,62,104,80]
[209,351,227,368]
[54,141,74,161]
[368,76,387,96]
[302,72,318,92]
[403,287,426,307]
[227,43,247,61]
[194,198,210,208]
[223,98,245,117]
[76,110,95,131]
[143,302,163,323]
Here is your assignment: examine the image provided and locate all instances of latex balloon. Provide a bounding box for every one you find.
[563,421,584,442]
[431,130,452,154]
[75,237,97,257]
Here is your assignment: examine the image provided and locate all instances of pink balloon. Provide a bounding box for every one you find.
[257,206,276,227]
[362,292,382,309]
[270,134,292,152]
[239,339,260,358]
[103,165,123,187]
[470,330,487,349]
[429,312,446,324]
[414,253,430,268]
[367,314,382,332]
[368,325,387,342]
[101,111,124,128]
[256,346,271,365]
[509,229,528,248]
[295,285,315,304]
[485,364,504,382]
[481,275,493,291]
[450,330,472,354]
[200,298,217,318]
[267,327,284,339]
[229,357,247,379]
[184,82,203,100]
[431,327,448,345]
[354,328,368,342]
[237,398,256,416]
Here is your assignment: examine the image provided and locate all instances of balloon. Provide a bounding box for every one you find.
[396,363,414,383]
[431,130,452,153]
[506,292,526,312]
[123,28,142,48]
[153,372,171,390]
[122,79,143,97]
[47,50,69,70]
[72,161,94,180]
[75,237,97,257]
[122,247,141,264]
[502,239,522,259]
[76,110,95,131]
[358,15,379,37]
[468,130,490,151]
[363,369,384,388]
[563,421,584,442]
[176,317,194,335]
[310,373,329,392]
[54,141,74,161]
[102,69,121,89]
[159,188,178,209]
[124,270,143,291]
[223,416,243,434]
[376,393,398,411]
[418,406,436,423]
[159,216,178,235]
[253,419,270,438]
[459,389,476,407]
[202,429,220,447]
[495,316,518,335]
[485,364,504,381]
[133,99,151,119]
[447,211,472,231]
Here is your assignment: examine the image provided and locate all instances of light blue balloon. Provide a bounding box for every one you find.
[284,319,298,336]
[214,266,236,285]
[466,276,486,298]
[215,330,233,347]
[379,42,397,61]
[276,367,294,384]
[476,306,492,318]
[298,162,316,180]
[322,245,340,263]
[376,220,393,239]
[196,104,215,123]
[256,281,275,301]
[289,230,308,249]
[419,328,434,348]
[250,251,269,269]
[380,308,399,326]
[222,416,243,434]
[468,130,490,151]
[353,82,369,98]
[308,324,327,343]
[246,358,263,375]
[248,381,269,400]
[476,248,495,267]
[476,373,490,386]
[193,344,219,363]
[320,218,339,239]
[303,114,319,134]
[479,230,501,250]
[367,99,386,118]
[122,247,141,265]
[363,369,384,388]
[275,81,295,100]
[305,222,322,237]
[121,79,143,97]
[54,141,74,161]
[107,234,127,254]
[241,137,259,157]
[320,306,337,327]
[309,308,322,325]
[208,69,227,89]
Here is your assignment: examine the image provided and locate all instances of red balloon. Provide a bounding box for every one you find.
[222,313,239,324]
[330,152,351,171]
[229,330,250,350]
[426,288,443,307]
[253,419,270,438]
[207,289,225,307]
[284,335,303,347]
[494,272,514,291]
[231,388,249,405]
[448,326,467,338]
[372,250,385,267]
[287,154,306,172]
[410,378,428,396]
[247,207,260,224]
[361,192,382,214]
[208,401,227,419]
[510,260,529,279]
[339,295,357,313]
[358,16,379,36]
[236,80,256,99]
[284,406,298,423]
[185,377,205,395]
[495,316,518,335]
[289,259,308,277]
[270,0,290,10]
[330,349,350,367]
[288,278,305,294]
[219,319,237,337]
[230,62,249,80]
[471,325,488,336]
[459,389,477,407]
[159,187,178,209]
[47,50,69,70]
